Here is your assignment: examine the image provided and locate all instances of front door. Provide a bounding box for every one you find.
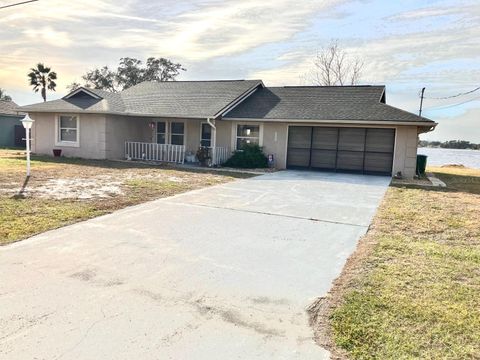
[200,123,212,147]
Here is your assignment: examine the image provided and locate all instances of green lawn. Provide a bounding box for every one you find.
[0,149,250,245]
[311,166,480,359]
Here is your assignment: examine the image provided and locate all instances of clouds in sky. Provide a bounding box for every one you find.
[0,0,478,141]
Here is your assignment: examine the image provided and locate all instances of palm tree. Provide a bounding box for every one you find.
[28,63,57,102]
[0,88,12,101]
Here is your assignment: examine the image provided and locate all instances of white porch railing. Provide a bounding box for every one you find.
[125,141,186,164]
[210,146,231,166]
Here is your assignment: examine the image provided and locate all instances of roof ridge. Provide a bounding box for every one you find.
[135,79,260,84]
[272,85,385,88]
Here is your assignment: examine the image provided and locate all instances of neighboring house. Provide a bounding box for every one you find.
[0,100,24,147]
[18,80,436,178]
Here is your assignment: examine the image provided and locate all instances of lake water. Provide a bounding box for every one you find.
[417,147,480,169]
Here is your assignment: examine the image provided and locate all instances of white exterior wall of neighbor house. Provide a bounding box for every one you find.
[30,112,107,159]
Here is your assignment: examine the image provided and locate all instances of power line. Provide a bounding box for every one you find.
[421,86,480,100]
[0,0,38,10]
[423,96,480,112]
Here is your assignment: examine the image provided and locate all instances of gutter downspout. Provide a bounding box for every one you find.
[206,117,217,165]
[206,117,216,130]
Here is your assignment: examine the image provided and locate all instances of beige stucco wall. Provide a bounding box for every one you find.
[105,115,151,159]
[186,120,200,154]
[215,120,232,149]
[392,125,418,178]
[30,113,209,160]
[30,112,421,178]
[227,121,419,178]
[30,112,107,159]
[262,122,289,169]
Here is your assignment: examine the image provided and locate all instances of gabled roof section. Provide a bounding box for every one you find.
[120,80,263,118]
[0,100,20,116]
[19,87,125,113]
[63,87,103,100]
[18,80,263,118]
[224,85,434,124]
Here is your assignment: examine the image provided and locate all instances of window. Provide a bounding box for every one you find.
[156,121,166,144]
[170,122,184,145]
[236,124,259,149]
[57,115,79,145]
[200,123,211,147]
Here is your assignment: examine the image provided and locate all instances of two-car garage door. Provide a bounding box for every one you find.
[287,127,395,175]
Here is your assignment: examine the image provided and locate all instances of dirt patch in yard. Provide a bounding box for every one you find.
[0,149,253,244]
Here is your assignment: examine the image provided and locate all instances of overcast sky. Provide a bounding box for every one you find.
[0,0,479,141]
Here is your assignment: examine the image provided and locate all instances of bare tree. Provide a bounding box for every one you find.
[307,40,363,86]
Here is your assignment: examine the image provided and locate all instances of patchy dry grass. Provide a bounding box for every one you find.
[310,166,480,359]
[0,149,251,245]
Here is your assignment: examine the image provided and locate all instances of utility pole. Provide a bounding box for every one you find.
[419,87,426,117]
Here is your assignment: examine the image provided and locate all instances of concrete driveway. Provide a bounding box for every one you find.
[0,171,390,359]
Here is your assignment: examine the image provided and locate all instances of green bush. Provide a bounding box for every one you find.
[224,143,268,168]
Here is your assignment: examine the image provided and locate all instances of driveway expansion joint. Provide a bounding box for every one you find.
[166,200,368,228]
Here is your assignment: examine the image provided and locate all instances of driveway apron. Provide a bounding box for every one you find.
[0,170,390,359]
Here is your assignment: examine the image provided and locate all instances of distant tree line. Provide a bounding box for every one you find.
[419,140,480,150]
[68,57,186,93]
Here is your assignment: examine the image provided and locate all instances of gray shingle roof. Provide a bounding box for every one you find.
[17,89,125,114]
[19,80,263,118]
[224,86,434,123]
[120,80,262,117]
[0,100,20,115]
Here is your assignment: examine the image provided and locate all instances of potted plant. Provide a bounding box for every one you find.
[53,149,62,157]
[196,147,211,166]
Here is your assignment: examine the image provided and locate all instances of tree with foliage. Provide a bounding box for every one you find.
[68,57,186,93]
[83,66,118,92]
[28,63,57,102]
[306,40,363,86]
[0,88,12,101]
[66,82,82,92]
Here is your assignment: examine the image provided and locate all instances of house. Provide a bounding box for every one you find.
[18,80,436,178]
[0,100,24,147]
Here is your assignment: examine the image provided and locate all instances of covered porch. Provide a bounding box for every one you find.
[124,117,232,166]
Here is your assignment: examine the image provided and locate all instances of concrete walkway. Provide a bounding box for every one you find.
[0,171,390,360]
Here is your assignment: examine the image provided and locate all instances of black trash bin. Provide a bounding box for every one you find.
[416,154,428,176]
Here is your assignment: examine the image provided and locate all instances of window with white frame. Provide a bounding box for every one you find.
[236,124,259,149]
[156,121,166,144]
[200,123,211,147]
[57,115,78,144]
[170,122,184,145]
